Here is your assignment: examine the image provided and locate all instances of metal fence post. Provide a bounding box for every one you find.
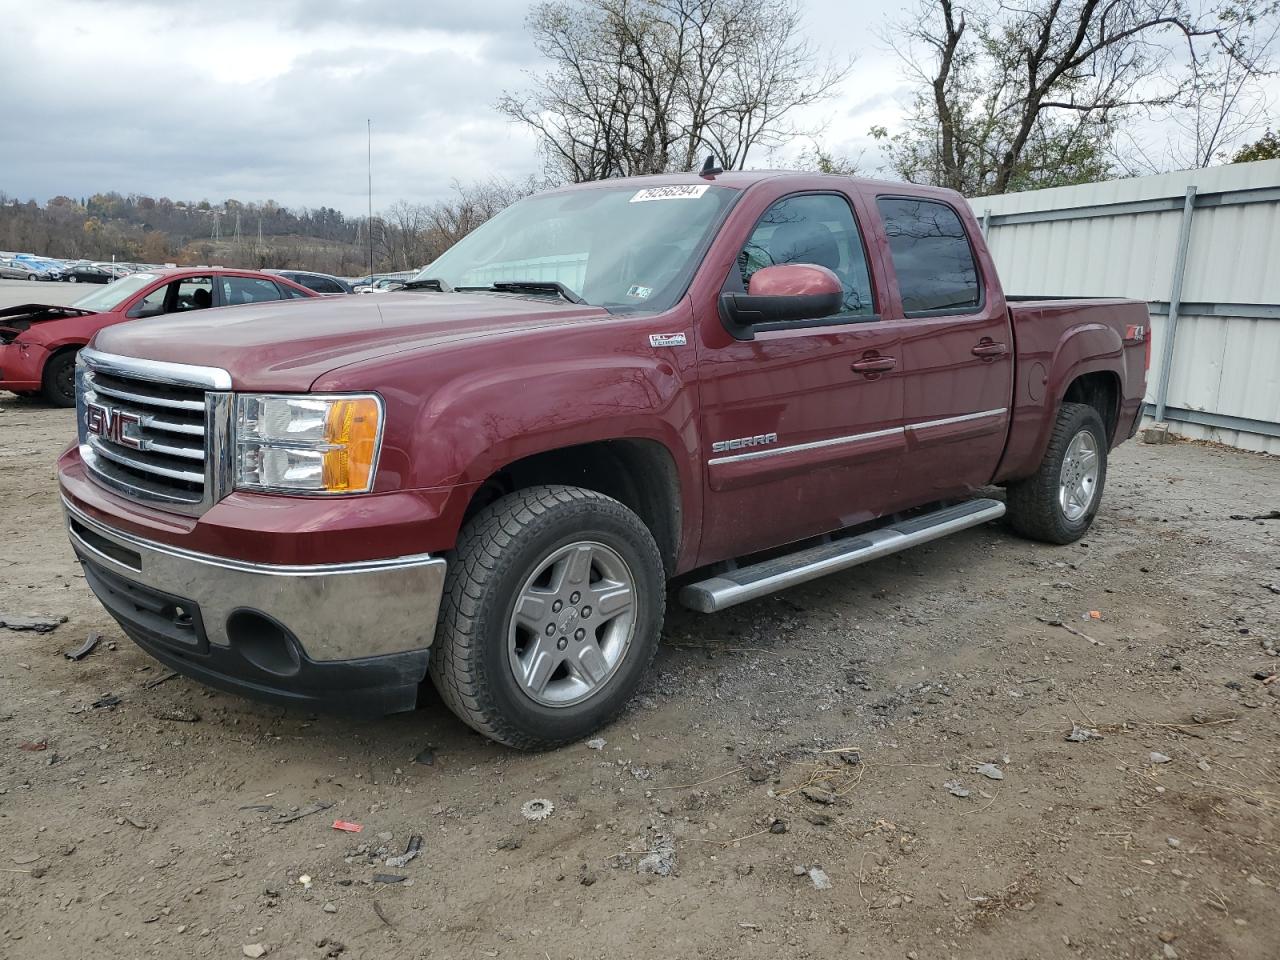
[1153,185,1197,423]
[981,208,991,239]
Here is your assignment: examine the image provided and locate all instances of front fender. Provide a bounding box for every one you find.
[312,316,702,561]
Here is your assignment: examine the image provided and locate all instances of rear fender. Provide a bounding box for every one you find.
[994,320,1125,483]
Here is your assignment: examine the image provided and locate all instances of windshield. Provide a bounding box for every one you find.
[73,273,158,312]
[411,183,737,311]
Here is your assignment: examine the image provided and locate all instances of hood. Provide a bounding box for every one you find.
[91,291,612,391]
[0,303,97,344]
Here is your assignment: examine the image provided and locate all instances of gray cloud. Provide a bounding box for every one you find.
[2,0,910,214]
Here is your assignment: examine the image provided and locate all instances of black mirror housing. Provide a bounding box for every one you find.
[719,289,843,340]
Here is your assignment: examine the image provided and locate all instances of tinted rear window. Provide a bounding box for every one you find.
[876,197,979,314]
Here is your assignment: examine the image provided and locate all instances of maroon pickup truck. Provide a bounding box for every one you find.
[57,171,1149,749]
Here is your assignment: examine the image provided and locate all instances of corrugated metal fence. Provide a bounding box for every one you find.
[975,159,1280,454]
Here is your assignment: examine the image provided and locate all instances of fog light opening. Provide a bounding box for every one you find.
[226,609,302,677]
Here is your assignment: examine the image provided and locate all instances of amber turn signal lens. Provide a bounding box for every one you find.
[322,397,381,492]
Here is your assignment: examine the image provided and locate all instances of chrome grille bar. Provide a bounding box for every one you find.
[87,377,206,411]
[76,348,233,516]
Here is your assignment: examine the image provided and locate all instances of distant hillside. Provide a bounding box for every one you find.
[1,177,541,277]
[0,192,372,275]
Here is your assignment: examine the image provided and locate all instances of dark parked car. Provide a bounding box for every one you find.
[266,270,353,294]
[66,264,128,284]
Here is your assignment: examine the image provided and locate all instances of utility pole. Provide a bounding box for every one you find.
[367,118,374,277]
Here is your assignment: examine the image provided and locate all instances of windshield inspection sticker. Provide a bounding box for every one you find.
[626,284,653,299]
[649,333,687,348]
[630,184,710,202]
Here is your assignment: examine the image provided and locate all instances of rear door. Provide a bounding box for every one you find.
[696,188,906,564]
[870,194,1014,503]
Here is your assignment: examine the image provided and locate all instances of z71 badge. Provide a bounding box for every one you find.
[711,433,779,454]
[649,333,687,347]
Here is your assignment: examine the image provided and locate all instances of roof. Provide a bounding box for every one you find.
[541,169,967,205]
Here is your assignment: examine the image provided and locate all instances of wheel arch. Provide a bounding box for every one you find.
[461,438,683,577]
[1062,370,1122,444]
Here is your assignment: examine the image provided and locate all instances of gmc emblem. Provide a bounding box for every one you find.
[85,401,142,449]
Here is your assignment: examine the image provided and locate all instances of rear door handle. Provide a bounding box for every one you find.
[851,356,897,374]
[971,341,1009,359]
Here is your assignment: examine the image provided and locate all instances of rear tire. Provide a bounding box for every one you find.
[26,273,36,281]
[429,484,664,750]
[1006,402,1107,544]
[42,349,78,408]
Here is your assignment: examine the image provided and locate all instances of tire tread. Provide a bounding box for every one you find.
[429,484,663,750]
[1006,402,1107,544]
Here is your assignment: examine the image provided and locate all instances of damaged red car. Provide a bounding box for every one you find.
[0,268,318,406]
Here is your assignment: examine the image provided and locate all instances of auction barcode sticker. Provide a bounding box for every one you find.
[630,184,710,202]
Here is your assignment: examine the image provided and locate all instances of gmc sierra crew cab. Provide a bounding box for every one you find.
[57,170,1150,749]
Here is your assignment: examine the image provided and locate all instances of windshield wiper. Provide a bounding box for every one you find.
[479,280,585,304]
[401,277,453,292]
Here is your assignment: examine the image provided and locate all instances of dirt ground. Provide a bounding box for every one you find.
[2,397,1278,960]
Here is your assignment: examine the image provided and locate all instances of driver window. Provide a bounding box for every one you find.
[737,194,875,317]
[131,284,169,318]
[174,276,213,311]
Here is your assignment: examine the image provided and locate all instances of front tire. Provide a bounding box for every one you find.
[1006,402,1108,544]
[42,349,78,407]
[68,275,78,282]
[429,485,665,750]
[26,273,36,281]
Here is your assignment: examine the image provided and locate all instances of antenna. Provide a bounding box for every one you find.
[699,155,724,179]
[367,119,374,278]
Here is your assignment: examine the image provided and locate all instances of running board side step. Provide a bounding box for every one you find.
[679,498,1006,613]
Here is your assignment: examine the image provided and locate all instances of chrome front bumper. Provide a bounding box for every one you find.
[63,499,446,662]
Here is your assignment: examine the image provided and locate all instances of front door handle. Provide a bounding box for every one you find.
[851,356,897,374]
[971,340,1009,360]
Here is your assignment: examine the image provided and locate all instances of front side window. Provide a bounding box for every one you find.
[132,283,170,318]
[221,276,283,306]
[735,193,875,318]
[876,197,980,315]
[174,277,213,311]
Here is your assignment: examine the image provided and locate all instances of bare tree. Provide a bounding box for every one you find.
[881,0,1280,195]
[497,0,849,181]
[1161,9,1278,168]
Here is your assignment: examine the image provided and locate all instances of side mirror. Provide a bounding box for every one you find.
[719,263,843,340]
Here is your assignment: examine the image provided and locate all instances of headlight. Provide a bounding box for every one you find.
[235,394,383,494]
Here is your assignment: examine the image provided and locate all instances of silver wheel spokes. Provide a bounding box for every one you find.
[1059,429,1100,522]
[508,541,636,707]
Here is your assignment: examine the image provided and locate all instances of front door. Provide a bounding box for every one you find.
[872,195,1014,504]
[696,191,906,565]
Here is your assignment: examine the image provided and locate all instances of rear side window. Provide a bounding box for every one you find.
[221,276,284,306]
[876,197,979,315]
[301,276,342,294]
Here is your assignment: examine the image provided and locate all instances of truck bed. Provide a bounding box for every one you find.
[993,296,1150,484]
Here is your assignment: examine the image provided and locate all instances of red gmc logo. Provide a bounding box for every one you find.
[85,401,142,449]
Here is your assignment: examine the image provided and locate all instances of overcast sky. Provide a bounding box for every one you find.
[0,0,911,214]
[1,0,1271,215]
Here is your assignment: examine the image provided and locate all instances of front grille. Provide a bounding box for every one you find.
[77,349,232,515]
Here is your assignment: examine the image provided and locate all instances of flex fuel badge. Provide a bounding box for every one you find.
[649,333,687,348]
